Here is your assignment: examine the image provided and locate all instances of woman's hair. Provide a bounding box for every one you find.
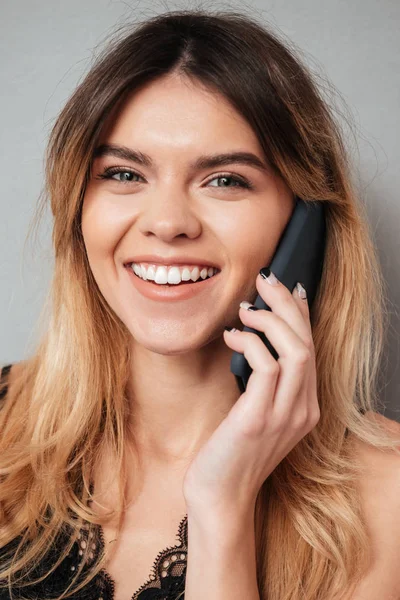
[1,7,399,600]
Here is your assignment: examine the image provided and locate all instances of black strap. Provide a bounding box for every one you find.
[0,363,12,401]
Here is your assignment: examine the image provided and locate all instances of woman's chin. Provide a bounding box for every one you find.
[127,325,224,356]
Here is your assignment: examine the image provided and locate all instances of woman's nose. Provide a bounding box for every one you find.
[136,187,202,242]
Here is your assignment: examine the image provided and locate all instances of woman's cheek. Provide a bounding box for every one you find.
[81,197,126,261]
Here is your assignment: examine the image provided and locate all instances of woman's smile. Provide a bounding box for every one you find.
[124,262,221,302]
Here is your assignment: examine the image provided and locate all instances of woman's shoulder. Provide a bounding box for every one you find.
[348,409,400,524]
[0,361,26,401]
[343,411,400,595]
[356,409,400,449]
[1,361,26,380]
[363,409,400,433]
[351,409,400,468]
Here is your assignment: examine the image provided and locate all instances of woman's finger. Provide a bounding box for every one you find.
[254,272,313,343]
[237,307,310,361]
[223,329,280,432]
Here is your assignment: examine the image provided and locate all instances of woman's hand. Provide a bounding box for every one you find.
[182,269,320,519]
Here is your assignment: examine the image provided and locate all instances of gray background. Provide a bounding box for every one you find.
[1,0,399,421]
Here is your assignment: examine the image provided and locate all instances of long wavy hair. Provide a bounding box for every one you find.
[1,8,399,600]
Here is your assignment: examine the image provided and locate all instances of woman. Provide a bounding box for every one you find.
[1,8,400,600]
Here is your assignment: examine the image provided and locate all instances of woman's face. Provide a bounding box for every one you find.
[81,74,295,354]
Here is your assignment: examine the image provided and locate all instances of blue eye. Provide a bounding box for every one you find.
[206,174,253,189]
[96,168,142,183]
[95,167,254,190]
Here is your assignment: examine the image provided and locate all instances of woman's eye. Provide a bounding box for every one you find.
[206,174,253,190]
[95,168,253,190]
[95,168,143,183]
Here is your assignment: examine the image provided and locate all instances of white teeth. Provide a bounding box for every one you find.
[145,265,156,281]
[133,263,141,277]
[181,268,191,281]
[153,266,167,284]
[167,267,181,285]
[190,266,200,282]
[131,263,218,285]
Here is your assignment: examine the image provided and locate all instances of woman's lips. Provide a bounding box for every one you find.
[125,265,220,302]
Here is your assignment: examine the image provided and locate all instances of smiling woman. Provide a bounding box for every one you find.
[1,7,400,600]
[81,72,294,343]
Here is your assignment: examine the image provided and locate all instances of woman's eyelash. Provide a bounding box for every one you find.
[95,167,254,190]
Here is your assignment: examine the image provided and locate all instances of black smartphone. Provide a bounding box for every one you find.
[230,197,327,394]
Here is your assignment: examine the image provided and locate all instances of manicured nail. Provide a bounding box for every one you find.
[239,301,259,311]
[259,267,279,285]
[296,282,307,299]
[224,326,238,332]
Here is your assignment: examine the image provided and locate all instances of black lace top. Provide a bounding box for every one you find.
[0,363,188,600]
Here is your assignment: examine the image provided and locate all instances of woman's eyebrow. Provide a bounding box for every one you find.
[92,143,269,173]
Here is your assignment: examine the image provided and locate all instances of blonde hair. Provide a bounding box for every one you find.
[1,8,399,600]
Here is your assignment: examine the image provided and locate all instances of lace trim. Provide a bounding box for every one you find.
[86,481,188,599]
[95,513,188,600]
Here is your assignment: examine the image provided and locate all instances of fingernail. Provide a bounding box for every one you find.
[259,267,279,285]
[296,282,307,299]
[224,326,238,332]
[239,300,259,311]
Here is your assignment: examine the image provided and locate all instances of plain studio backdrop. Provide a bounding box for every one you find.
[0,0,399,421]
